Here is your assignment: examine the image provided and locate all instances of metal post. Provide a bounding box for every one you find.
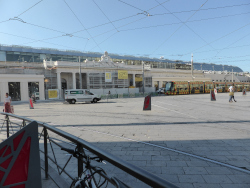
[6,115,9,138]
[22,120,26,127]
[79,56,82,89]
[232,69,233,82]
[44,128,49,179]
[50,69,52,89]
[77,144,83,177]
[191,54,193,79]
[142,61,144,95]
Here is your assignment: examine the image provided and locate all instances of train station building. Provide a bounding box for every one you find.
[0,44,247,101]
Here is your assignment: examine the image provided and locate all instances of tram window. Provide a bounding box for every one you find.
[165,82,173,91]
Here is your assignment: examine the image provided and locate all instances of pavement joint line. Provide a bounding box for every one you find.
[152,104,199,119]
[79,127,250,175]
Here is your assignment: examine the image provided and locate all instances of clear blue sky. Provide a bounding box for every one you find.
[0,0,250,71]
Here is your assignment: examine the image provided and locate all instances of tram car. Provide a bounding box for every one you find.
[165,81,189,95]
[164,81,247,95]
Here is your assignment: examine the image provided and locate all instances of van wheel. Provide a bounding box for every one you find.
[93,98,97,103]
[71,99,76,104]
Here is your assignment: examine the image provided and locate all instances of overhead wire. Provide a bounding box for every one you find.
[2,0,249,68]
[119,11,250,32]
[211,31,250,62]
[90,32,118,51]
[153,2,250,16]
[117,0,145,12]
[92,0,119,32]
[4,0,248,52]
[147,0,170,12]
[150,0,209,56]
[88,16,148,50]
[80,0,163,51]
[185,21,250,56]
[62,0,102,51]
[0,31,82,51]
[154,0,217,52]
[85,0,171,51]
[16,0,44,17]
[0,20,10,24]
[21,35,67,45]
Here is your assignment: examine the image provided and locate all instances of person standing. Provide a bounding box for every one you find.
[228,85,236,102]
[4,93,12,113]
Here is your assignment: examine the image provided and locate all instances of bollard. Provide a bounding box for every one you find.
[143,95,151,110]
[210,89,216,101]
[29,98,34,109]
[243,89,246,95]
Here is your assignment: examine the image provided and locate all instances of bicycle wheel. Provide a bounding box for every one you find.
[70,179,84,188]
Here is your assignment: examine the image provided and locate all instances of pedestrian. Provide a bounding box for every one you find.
[4,93,12,113]
[232,85,237,102]
[228,85,236,102]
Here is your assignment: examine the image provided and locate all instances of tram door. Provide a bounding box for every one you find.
[8,82,21,101]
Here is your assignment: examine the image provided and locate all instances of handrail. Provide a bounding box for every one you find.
[0,112,179,188]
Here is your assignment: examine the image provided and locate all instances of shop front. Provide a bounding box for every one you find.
[0,74,45,102]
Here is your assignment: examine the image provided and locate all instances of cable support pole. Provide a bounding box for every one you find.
[79,56,82,89]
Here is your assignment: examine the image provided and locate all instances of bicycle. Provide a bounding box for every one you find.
[61,147,130,188]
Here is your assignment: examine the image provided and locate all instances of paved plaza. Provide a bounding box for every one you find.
[1,92,250,188]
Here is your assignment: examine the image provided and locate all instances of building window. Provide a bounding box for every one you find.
[8,82,21,101]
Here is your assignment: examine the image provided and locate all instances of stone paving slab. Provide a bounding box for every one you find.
[1,92,250,187]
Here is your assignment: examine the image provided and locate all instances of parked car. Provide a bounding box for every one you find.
[157,88,165,94]
[65,89,101,104]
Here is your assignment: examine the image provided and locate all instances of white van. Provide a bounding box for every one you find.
[65,89,101,104]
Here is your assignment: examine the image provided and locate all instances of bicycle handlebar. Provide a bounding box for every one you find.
[61,147,104,162]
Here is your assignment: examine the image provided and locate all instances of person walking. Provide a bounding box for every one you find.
[228,85,237,102]
[4,93,12,113]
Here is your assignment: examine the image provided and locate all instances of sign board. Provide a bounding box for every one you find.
[105,72,112,82]
[48,89,59,99]
[135,77,143,82]
[118,70,128,79]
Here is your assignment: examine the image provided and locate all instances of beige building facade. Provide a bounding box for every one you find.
[0,74,45,102]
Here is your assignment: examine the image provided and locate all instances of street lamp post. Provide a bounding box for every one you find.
[232,69,233,82]
[191,54,193,78]
[79,56,82,89]
[142,61,144,95]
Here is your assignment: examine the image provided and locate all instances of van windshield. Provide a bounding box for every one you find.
[85,90,93,95]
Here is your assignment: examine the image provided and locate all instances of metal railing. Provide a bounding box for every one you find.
[0,112,178,188]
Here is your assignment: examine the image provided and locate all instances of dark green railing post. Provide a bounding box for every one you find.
[44,127,49,179]
[22,119,26,127]
[6,115,9,138]
[77,144,83,177]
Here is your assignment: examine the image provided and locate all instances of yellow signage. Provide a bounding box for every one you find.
[48,90,58,99]
[135,77,143,82]
[118,70,128,79]
[105,72,112,82]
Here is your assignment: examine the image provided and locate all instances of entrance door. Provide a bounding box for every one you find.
[8,82,21,101]
[28,82,39,99]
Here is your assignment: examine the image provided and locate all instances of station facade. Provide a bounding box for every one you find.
[0,44,246,101]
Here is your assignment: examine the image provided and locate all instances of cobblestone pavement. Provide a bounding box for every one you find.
[1,92,250,188]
